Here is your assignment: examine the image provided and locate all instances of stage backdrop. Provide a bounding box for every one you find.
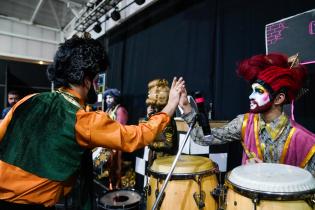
[101,0,314,128]
[98,0,315,177]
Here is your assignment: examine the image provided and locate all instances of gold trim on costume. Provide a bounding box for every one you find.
[265,113,288,140]
[240,141,255,159]
[57,90,83,109]
[300,145,315,168]
[279,127,296,163]
[241,113,249,141]
[107,104,120,120]
[254,114,263,160]
[240,114,253,159]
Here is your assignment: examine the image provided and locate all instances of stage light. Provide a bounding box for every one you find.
[135,0,145,5]
[111,9,121,21]
[93,22,102,33]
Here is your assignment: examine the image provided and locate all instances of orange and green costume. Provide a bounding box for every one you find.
[0,88,169,208]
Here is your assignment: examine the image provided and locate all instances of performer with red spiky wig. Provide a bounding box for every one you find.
[179,53,315,175]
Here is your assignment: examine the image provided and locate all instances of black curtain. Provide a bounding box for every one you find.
[106,0,217,123]
[102,0,315,127]
[98,0,315,174]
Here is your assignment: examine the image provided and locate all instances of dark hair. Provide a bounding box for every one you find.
[47,34,109,87]
[8,90,20,96]
[104,88,121,98]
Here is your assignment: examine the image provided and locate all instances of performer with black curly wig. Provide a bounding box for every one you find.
[0,33,185,210]
[179,53,315,175]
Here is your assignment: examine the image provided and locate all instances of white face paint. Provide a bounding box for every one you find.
[106,95,115,106]
[249,83,271,111]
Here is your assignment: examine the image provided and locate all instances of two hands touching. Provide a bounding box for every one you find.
[161,77,192,117]
[162,77,263,166]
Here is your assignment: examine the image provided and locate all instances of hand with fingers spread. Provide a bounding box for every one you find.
[161,77,185,117]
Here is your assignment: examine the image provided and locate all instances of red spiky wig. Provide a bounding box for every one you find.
[237,53,307,103]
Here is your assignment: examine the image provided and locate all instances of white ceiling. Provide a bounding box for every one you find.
[0,0,88,30]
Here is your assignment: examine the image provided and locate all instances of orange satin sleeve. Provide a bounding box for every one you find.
[75,110,170,152]
[0,94,37,142]
[0,160,72,207]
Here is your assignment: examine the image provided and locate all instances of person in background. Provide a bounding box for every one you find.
[1,90,20,119]
[0,33,185,210]
[179,53,315,176]
[92,88,128,189]
[104,88,128,124]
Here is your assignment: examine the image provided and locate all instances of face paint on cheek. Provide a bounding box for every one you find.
[262,94,270,102]
[106,96,114,106]
[249,83,272,113]
[262,94,268,100]
[255,93,270,106]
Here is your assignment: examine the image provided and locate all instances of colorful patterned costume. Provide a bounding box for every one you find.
[241,113,315,167]
[183,53,315,175]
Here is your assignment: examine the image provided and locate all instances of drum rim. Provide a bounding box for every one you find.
[148,167,218,180]
[225,178,315,200]
[99,188,141,208]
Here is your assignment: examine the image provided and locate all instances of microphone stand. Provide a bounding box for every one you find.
[151,115,198,210]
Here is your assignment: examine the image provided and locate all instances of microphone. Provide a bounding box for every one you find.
[176,93,213,144]
[194,91,212,139]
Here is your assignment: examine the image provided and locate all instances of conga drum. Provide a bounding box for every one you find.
[226,163,315,210]
[146,155,218,210]
[99,189,142,210]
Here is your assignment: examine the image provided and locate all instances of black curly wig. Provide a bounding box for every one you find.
[47,33,109,87]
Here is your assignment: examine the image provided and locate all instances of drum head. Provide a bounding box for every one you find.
[149,155,217,178]
[227,163,315,194]
[100,189,141,209]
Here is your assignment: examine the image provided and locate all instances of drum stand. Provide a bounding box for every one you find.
[211,176,227,210]
[151,116,197,210]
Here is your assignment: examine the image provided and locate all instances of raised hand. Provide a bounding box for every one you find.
[178,86,192,114]
[161,77,185,117]
[168,77,185,105]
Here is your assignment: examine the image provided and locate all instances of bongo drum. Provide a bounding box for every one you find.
[226,163,315,210]
[146,155,218,210]
[99,189,141,210]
